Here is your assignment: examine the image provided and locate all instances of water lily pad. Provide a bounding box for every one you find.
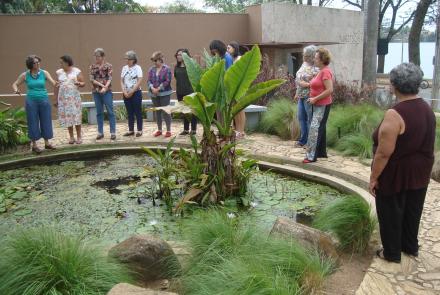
[10,191,28,200]
[13,208,33,216]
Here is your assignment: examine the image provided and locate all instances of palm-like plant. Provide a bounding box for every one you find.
[182,45,284,203]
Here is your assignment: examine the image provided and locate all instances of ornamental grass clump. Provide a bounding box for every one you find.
[180,210,335,295]
[0,228,132,295]
[313,196,377,253]
[259,98,300,140]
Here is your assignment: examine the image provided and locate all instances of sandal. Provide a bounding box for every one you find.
[68,139,75,144]
[76,139,83,144]
[44,144,56,150]
[123,131,135,137]
[302,158,316,164]
[31,146,42,154]
[136,131,143,137]
[376,249,401,263]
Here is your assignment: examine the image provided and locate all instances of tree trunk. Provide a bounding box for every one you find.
[377,54,385,73]
[409,0,432,66]
[362,0,380,87]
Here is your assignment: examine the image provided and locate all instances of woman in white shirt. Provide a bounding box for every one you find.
[121,50,143,137]
[54,55,85,144]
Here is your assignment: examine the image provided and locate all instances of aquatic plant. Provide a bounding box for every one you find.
[182,45,284,204]
[179,210,335,295]
[0,227,132,295]
[313,196,377,253]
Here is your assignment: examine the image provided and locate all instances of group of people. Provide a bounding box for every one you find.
[293,46,435,266]
[293,45,333,164]
[11,39,246,154]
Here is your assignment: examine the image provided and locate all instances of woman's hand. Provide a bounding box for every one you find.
[308,97,318,104]
[99,86,108,94]
[369,177,378,197]
[14,89,21,96]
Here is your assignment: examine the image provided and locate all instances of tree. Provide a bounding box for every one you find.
[363,0,379,88]
[203,0,333,13]
[159,0,204,13]
[409,0,436,66]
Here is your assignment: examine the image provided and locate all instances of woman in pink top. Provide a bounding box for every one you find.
[303,47,334,163]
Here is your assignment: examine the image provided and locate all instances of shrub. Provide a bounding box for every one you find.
[254,54,296,106]
[332,80,375,105]
[0,228,132,295]
[259,98,300,140]
[0,103,29,153]
[327,104,383,159]
[180,210,335,295]
[313,196,377,253]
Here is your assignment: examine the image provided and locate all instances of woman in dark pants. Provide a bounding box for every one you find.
[148,51,173,137]
[370,63,435,263]
[303,47,333,163]
[174,48,197,135]
[12,55,58,154]
[121,50,143,137]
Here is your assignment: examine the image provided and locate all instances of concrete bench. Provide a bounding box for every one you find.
[82,101,267,131]
[82,99,177,124]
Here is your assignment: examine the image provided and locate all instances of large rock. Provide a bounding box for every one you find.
[270,217,339,260]
[109,235,181,282]
[107,283,178,295]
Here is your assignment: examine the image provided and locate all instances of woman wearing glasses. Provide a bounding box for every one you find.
[12,55,58,154]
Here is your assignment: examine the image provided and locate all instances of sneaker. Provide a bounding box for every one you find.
[110,134,116,140]
[96,134,104,140]
[153,130,162,137]
[190,130,197,135]
[164,131,172,138]
[135,131,143,137]
[302,158,316,164]
[123,131,135,137]
[179,130,189,136]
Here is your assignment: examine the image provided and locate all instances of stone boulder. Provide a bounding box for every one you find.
[109,235,181,282]
[107,283,178,295]
[270,217,339,260]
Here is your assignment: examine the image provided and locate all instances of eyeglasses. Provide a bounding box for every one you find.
[34,61,41,64]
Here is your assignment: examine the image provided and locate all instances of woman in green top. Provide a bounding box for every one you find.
[12,55,58,154]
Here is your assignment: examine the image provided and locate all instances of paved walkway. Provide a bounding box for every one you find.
[31,121,440,294]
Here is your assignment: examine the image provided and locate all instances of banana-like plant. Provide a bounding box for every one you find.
[182,45,285,203]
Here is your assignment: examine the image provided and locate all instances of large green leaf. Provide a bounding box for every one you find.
[224,45,261,103]
[182,52,203,92]
[200,59,225,102]
[231,79,285,116]
[183,93,216,128]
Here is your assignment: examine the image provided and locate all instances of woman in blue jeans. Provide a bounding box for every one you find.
[121,50,143,137]
[294,45,318,147]
[12,55,58,154]
[89,48,116,140]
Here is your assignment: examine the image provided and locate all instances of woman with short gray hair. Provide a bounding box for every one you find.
[371,63,435,263]
[294,45,318,147]
[121,50,143,137]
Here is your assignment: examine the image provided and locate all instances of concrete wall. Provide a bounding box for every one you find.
[260,3,363,83]
[0,13,249,108]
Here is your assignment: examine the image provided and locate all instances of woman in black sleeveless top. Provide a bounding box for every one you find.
[371,63,435,263]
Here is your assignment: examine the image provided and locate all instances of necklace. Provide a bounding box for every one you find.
[30,70,39,79]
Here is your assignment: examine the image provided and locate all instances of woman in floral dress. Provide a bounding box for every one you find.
[55,55,85,144]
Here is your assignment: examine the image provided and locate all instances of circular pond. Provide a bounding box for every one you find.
[0,154,349,243]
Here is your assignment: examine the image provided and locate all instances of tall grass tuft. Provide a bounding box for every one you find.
[327,104,383,159]
[313,196,377,253]
[259,98,300,140]
[180,210,335,295]
[0,228,133,295]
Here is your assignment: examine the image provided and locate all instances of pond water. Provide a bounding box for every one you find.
[0,155,349,244]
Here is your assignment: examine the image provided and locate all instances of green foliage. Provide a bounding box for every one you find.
[180,210,335,295]
[259,97,299,140]
[142,138,180,210]
[313,196,377,253]
[0,103,29,153]
[0,227,132,295]
[159,0,204,13]
[327,104,384,159]
[236,158,258,206]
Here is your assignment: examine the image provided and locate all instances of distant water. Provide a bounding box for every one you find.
[383,42,434,78]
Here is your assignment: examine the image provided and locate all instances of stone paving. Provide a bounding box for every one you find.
[25,120,440,294]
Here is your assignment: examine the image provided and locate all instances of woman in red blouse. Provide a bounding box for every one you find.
[303,47,334,163]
